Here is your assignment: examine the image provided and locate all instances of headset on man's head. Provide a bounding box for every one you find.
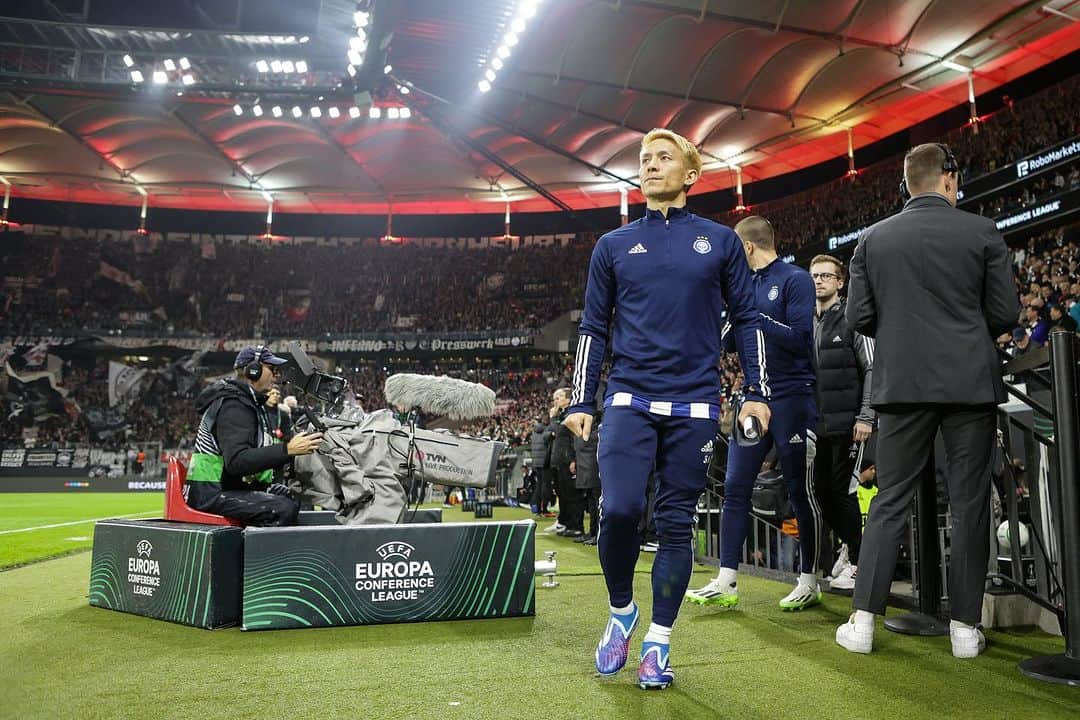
[243,344,266,381]
[899,143,959,199]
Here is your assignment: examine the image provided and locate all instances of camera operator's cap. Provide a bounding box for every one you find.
[1011,328,1027,341]
[233,345,289,369]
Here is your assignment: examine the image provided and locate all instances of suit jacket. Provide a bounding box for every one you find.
[846,193,1019,406]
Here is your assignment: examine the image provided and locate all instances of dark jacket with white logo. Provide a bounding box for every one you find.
[814,298,875,436]
[568,207,767,417]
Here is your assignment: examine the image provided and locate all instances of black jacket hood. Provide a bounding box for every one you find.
[195,378,260,415]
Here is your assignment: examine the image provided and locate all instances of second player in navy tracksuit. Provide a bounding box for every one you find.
[686,215,822,611]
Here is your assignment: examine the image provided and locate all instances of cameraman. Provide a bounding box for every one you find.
[186,345,322,526]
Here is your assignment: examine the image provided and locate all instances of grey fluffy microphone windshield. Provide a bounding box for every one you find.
[383,373,497,421]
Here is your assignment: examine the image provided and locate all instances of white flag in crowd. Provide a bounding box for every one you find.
[98,260,137,287]
[99,260,147,295]
[21,342,49,368]
[108,361,147,408]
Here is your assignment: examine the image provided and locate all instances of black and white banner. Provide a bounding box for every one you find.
[2,332,537,355]
[108,361,147,408]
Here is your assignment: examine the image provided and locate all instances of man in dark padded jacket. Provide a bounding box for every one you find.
[186,345,323,525]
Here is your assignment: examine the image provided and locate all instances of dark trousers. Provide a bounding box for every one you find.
[187,482,299,527]
[531,467,556,512]
[582,488,600,537]
[853,404,995,625]
[813,433,863,562]
[555,463,584,531]
[597,406,716,627]
[721,393,820,574]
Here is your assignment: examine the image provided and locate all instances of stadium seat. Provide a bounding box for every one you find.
[164,456,243,526]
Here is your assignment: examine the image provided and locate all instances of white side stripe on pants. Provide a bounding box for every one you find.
[804,429,822,575]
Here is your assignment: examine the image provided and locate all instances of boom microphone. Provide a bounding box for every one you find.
[384,373,496,421]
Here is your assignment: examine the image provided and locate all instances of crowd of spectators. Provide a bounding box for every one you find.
[0,237,593,339]
[717,75,1079,255]
[3,74,1080,453]
[2,78,1076,342]
[1003,224,1080,351]
[2,353,570,451]
[0,356,195,449]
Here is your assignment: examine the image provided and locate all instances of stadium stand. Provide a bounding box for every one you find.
[3,75,1079,456]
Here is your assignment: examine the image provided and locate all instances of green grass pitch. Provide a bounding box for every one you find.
[1,494,1078,719]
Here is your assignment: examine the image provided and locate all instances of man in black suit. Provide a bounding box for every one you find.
[835,143,1019,659]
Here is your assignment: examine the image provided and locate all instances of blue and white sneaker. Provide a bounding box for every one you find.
[637,641,675,689]
[594,604,639,676]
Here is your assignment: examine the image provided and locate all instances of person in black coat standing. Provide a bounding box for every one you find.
[835,143,1019,659]
[572,409,602,545]
[529,417,556,516]
[810,253,875,591]
[551,387,584,538]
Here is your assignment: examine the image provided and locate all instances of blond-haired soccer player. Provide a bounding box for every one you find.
[563,128,770,689]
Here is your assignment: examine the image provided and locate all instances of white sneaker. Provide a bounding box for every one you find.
[779,582,822,611]
[950,622,986,659]
[836,613,874,654]
[685,577,739,608]
[830,544,850,579]
[543,522,566,534]
[830,564,857,591]
[640,541,659,553]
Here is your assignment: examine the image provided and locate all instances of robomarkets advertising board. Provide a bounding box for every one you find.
[242,520,536,630]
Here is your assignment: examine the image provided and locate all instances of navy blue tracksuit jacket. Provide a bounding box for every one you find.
[568,206,767,417]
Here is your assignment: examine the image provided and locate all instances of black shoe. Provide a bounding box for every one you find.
[559,529,584,538]
[583,535,598,546]
[573,534,589,543]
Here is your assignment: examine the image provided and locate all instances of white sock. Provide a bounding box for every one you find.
[643,622,672,645]
[853,610,876,628]
[799,572,818,588]
[715,566,737,589]
[610,602,635,616]
[950,619,975,632]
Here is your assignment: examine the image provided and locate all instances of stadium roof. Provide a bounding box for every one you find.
[1,0,1079,216]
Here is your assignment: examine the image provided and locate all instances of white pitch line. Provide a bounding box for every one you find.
[0,511,160,535]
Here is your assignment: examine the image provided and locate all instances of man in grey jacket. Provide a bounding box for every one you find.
[810,254,875,591]
[836,143,1019,659]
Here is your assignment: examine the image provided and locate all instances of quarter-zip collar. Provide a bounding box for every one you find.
[645,205,692,223]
